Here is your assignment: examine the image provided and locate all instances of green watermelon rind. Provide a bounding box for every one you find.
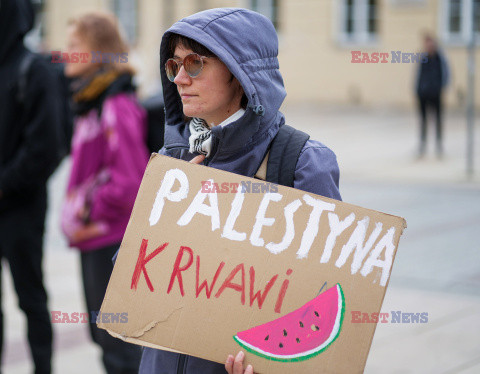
[233,284,345,363]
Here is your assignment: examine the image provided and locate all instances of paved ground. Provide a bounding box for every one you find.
[2,105,479,373]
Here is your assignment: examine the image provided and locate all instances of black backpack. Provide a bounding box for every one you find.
[140,94,165,154]
[255,123,310,188]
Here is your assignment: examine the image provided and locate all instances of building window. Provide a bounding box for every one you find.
[339,0,378,44]
[249,0,280,30]
[443,0,480,44]
[112,0,138,44]
[448,0,462,34]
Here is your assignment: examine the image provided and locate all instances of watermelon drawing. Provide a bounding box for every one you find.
[233,283,345,362]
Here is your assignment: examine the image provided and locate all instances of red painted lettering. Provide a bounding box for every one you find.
[249,266,278,310]
[195,255,225,299]
[215,264,246,305]
[274,268,292,313]
[167,246,194,296]
[131,239,169,291]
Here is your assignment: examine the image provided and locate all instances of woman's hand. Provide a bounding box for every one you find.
[225,351,254,374]
[190,154,206,164]
[70,222,107,243]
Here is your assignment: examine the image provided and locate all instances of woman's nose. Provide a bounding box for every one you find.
[173,65,191,85]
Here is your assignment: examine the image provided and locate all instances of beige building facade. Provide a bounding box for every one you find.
[40,0,480,109]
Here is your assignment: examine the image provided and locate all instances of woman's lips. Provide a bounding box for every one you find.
[181,94,197,99]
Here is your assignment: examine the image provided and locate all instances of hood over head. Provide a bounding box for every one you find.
[159,8,286,159]
[0,0,35,64]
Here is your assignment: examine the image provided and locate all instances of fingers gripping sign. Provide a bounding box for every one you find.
[190,154,206,164]
[225,351,254,374]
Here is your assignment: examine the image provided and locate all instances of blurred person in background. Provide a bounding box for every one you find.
[416,33,450,159]
[0,0,63,372]
[61,12,149,374]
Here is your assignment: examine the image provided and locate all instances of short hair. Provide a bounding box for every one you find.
[167,33,216,59]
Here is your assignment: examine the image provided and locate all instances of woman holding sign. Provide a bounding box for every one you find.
[139,8,341,374]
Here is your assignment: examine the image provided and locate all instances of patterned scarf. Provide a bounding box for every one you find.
[72,69,121,103]
[188,109,245,157]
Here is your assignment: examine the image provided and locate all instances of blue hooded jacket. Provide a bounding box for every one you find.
[139,8,341,373]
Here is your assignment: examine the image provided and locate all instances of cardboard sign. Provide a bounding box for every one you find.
[98,154,406,373]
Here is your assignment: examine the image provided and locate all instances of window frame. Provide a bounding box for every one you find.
[111,0,139,45]
[248,0,280,30]
[441,0,480,46]
[337,0,379,46]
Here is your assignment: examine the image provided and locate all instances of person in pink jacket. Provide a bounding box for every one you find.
[61,12,149,374]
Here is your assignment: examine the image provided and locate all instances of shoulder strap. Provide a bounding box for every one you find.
[255,124,310,187]
[16,52,36,104]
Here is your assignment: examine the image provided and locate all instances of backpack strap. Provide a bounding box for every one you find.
[254,150,269,181]
[254,124,310,187]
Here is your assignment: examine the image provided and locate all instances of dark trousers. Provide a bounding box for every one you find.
[0,203,52,374]
[80,243,141,374]
[418,95,443,154]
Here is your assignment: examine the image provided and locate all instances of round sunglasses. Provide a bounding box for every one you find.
[165,53,212,82]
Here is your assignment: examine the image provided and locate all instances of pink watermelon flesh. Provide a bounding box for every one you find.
[234,283,344,362]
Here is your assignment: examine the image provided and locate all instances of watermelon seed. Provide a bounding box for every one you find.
[283,329,288,336]
[296,338,301,343]
[264,335,269,341]
[279,343,283,348]
[311,324,320,331]
[314,311,320,317]
[299,321,304,328]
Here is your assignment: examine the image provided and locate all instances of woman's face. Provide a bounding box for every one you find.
[64,25,100,78]
[172,45,244,126]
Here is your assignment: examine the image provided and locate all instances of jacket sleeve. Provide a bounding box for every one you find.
[293,141,342,201]
[0,57,61,196]
[89,96,149,222]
